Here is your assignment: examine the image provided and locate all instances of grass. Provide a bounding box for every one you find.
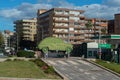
[0,60,61,79]
[95,60,120,74]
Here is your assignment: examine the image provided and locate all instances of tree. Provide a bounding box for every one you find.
[0,32,4,46]
[85,21,93,29]
[85,21,93,41]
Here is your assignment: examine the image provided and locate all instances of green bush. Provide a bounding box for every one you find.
[5,59,12,61]
[44,66,55,74]
[34,59,45,67]
[31,59,56,74]
[13,58,23,61]
[17,50,35,58]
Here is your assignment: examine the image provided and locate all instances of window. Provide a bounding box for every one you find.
[93,51,97,57]
[88,51,92,57]
[69,11,79,16]
[74,22,80,25]
[69,28,74,31]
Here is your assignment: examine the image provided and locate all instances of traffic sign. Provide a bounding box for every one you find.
[98,44,111,48]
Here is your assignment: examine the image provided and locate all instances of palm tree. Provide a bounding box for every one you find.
[85,21,93,41]
[85,21,93,29]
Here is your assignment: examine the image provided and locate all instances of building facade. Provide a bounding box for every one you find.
[114,14,120,34]
[94,18,108,43]
[37,8,108,44]
[14,18,37,49]
[2,30,15,50]
[14,18,37,41]
[108,20,114,34]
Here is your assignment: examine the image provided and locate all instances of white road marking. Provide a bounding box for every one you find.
[47,61,56,65]
[84,72,90,75]
[79,69,84,72]
[77,60,91,66]
[57,60,68,65]
[91,76,96,80]
[67,60,79,65]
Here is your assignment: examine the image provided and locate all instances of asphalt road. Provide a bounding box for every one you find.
[44,58,120,80]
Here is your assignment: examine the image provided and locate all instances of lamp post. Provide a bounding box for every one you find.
[98,26,102,59]
[94,4,102,59]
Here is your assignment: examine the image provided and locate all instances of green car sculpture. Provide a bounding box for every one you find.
[38,37,73,54]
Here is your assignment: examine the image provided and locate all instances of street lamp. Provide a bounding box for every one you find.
[98,25,102,59]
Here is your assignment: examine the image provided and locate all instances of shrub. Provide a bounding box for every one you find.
[17,50,35,58]
[13,58,23,61]
[5,59,12,61]
[31,59,56,74]
[33,59,46,67]
[44,66,55,74]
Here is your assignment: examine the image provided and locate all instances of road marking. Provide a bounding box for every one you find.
[91,76,96,80]
[57,61,68,65]
[47,61,56,65]
[79,69,84,72]
[77,60,91,66]
[67,60,79,65]
[84,72,90,75]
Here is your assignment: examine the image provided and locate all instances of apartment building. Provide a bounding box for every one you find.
[14,18,37,41]
[37,8,108,44]
[2,30,14,48]
[85,18,108,43]
[114,14,120,34]
[108,20,114,34]
[14,18,37,49]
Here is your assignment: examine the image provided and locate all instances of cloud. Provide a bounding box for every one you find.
[0,9,21,18]
[0,0,120,21]
[38,0,74,8]
[0,2,52,20]
[103,0,120,7]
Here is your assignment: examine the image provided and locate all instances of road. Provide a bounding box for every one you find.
[44,58,120,80]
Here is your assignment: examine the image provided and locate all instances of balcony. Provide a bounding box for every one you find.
[23,27,30,30]
[53,31,68,34]
[53,19,69,23]
[69,19,74,22]
[84,30,94,34]
[74,26,85,29]
[23,31,30,34]
[100,23,108,27]
[84,39,94,42]
[53,25,68,29]
[23,23,30,26]
[74,31,84,34]
[54,13,69,17]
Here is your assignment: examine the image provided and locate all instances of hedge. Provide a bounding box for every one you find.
[17,50,35,58]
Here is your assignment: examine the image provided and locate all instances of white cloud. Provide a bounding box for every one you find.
[0,0,120,21]
[103,0,120,7]
[0,9,21,18]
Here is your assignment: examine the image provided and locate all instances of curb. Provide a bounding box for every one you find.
[0,77,59,80]
[83,59,120,77]
[41,59,69,80]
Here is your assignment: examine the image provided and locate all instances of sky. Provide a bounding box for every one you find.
[0,0,120,31]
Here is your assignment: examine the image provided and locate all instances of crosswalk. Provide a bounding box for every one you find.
[44,58,120,80]
[45,59,92,67]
